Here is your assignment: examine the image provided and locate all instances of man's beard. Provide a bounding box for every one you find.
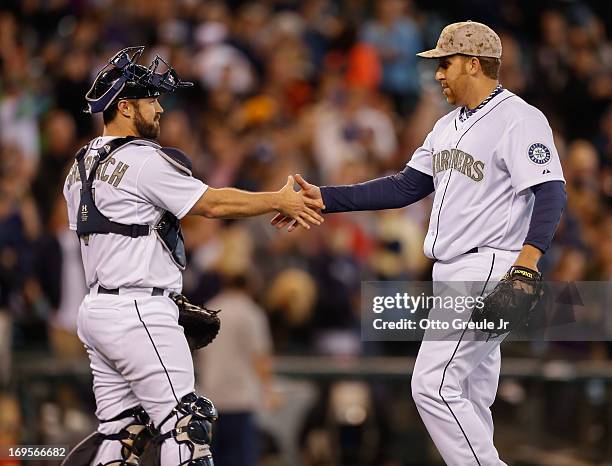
[134,107,160,139]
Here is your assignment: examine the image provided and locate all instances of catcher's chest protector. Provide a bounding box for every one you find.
[75,137,190,269]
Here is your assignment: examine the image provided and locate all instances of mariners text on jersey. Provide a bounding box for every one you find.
[432,149,485,181]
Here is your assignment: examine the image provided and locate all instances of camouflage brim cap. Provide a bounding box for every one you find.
[417,21,502,59]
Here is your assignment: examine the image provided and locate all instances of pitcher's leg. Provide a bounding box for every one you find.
[412,339,506,466]
[465,346,501,439]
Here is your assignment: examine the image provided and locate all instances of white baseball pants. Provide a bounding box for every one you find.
[412,249,518,466]
[77,291,195,465]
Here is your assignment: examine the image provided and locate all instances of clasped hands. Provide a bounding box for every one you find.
[274,174,323,232]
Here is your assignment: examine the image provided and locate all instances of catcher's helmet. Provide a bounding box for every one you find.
[85,46,192,114]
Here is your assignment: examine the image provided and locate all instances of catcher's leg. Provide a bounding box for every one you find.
[61,407,155,466]
[78,295,200,465]
[140,392,217,466]
[117,296,214,465]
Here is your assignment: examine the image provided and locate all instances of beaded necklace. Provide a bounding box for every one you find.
[458,84,504,122]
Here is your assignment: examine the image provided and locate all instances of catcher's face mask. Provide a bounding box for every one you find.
[85,46,193,114]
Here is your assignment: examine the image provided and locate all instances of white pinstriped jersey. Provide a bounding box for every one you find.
[408,89,565,261]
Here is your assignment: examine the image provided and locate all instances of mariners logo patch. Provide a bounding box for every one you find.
[528,143,551,165]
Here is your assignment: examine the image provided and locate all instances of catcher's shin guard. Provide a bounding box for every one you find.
[140,392,218,466]
[61,406,155,466]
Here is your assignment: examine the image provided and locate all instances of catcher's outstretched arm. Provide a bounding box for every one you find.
[189,176,324,229]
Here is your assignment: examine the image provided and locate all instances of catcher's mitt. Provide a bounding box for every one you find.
[472,266,543,339]
[170,292,221,350]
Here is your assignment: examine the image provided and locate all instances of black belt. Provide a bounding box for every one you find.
[98,286,165,296]
[466,247,479,254]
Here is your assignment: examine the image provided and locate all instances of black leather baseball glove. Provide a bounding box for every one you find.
[472,266,544,339]
[170,292,221,350]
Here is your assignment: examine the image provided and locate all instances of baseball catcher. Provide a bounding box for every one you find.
[62,44,323,466]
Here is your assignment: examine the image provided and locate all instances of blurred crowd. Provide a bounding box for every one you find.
[2,0,611,356]
[0,0,611,356]
[0,0,611,463]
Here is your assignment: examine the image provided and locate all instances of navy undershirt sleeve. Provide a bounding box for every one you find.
[320,166,434,213]
[524,181,567,253]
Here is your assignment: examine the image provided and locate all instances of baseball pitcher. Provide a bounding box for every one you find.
[273,21,567,465]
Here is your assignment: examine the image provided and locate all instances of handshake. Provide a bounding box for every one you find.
[273,174,323,232]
